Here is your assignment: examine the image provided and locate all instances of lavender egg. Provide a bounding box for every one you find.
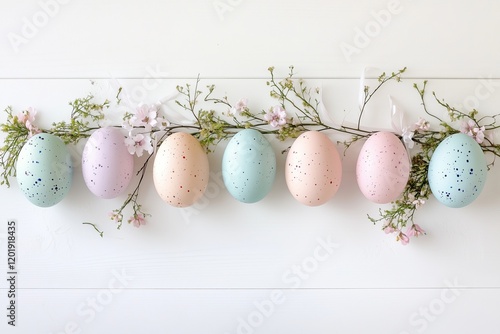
[82,127,134,199]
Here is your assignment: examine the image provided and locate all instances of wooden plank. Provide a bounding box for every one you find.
[1,78,500,290]
[1,288,498,333]
[1,1,500,78]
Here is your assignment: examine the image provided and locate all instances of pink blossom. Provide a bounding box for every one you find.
[264,105,287,128]
[460,119,485,144]
[412,198,426,209]
[397,231,410,245]
[156,116,170,130]
[406,224,426,238]
[229,98,248,116]
[130,104,158,130]
[18,107,41,137]
[129,213,146,228]
[415,117,430,131]
[474,127,485,144]
[109,211,123,223]
[383,222,396,234]
[460,119,475,134]
[17,108,34,124]
[124,133,154,157]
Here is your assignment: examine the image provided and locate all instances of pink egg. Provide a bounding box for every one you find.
[82,127,134,199]
[356,131,410,204]
[153,132,209,207]
[285,131,342,206]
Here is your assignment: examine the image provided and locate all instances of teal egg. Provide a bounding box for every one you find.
[428,133,487,208]
[16,133,73,207]
[222,129,276,203]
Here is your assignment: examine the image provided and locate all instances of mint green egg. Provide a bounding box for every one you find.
[428,133,487,208]
[222,129,276,203]
[16,133,73,207]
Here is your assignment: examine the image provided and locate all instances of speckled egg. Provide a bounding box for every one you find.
[428,133,487,208]
[153,132,209,207]
[356,131,410,204]
[285,131,342,206]
[81,127,134,199]
[16,133,73,207]
[222,129,276,203]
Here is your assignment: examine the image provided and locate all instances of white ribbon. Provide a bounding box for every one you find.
[151,131,160,155]
[104,75,198,128]
[389,95,415,150]
[106,76,179,110]
[358,67,381,110]
[358,67,414,149]
[316,84,337,128]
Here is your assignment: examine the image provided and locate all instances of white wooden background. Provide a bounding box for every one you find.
[1,1,500,333]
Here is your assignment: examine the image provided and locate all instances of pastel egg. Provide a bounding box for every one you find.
[82,127,134,199]
[222,129,276,203]
[428,133,487,208]
[356,131,410,204]
[153,132,209,207]
[16,133,73,207]
[285,131,342,206]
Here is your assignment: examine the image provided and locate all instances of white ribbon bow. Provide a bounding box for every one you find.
[389,95,415,150]
[358,67,415,150]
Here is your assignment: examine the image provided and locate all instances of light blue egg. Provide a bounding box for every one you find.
[428,133,487,208]
[16,133,73,207]
[222,129,276,203]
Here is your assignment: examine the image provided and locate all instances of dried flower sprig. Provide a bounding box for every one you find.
[0,106,33,187]
[0,66,408,237]
[369,80,500,244]
[106,66,405,235]
[6,66,497,245]
[358,68,406,129]
[50,94,109,144]
[0,94,110,187]
[109,152,153,230]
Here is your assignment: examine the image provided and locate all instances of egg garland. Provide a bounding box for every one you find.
[2,66,500,244]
